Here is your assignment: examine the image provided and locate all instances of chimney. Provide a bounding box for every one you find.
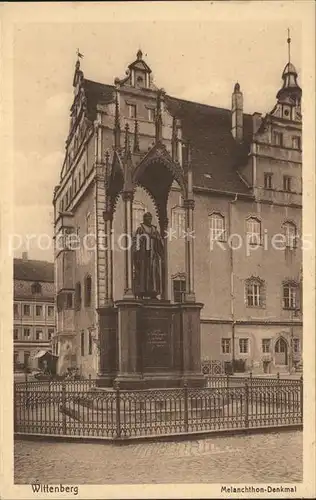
[22,252,28,261]
[231,82,243,142]
[252,112,262,136]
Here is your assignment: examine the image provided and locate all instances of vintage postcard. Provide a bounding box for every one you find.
[0,1,315,499]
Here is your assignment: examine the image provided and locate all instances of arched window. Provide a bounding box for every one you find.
[84,275,92,307]
[245,277,265,307]
[132,201,146,230]
[246,217,261,245]
[282,281,298,310]
[283,221,297,249]
[75,282,82,310]
[209,213,226,242]
[31,282,42,295]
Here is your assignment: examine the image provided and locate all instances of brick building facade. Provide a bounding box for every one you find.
[53,49,302,378]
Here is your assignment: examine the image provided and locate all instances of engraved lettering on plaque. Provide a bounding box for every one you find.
[147,329,167,347]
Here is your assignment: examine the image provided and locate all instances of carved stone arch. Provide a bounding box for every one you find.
[273,334,289,366]
[133,146,187,199]
[272,332,289,350]
[133,183,160,225]
[107,152,124,216]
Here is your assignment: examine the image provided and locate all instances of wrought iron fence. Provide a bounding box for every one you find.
[205,372,303,388]
[14,376,303,440]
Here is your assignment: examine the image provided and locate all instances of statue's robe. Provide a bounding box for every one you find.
[132,223,164,298]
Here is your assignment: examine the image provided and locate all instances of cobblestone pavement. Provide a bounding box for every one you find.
[14,431,302,484]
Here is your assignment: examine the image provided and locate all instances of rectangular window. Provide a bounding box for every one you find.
[128,104,137,119]
[36,305,42,316]
[36,329,43,341]
[23,304,30,316]
[283,284,297,309]
[292,136,301,150]
[246,218,261,245]
[264,173,273,189]
[66,293,73,309]
[283,175,292,192]
[221,338,231,354]
[262,339,271,353]
[14,351,19,366]
[48,328,54,340]
[24,351,30,369]
[172,208,186,237]
[209,214,226,242]
[273,131,283,146]
[14,328,18,340]
[284,223,296,249]
[88,331,93,355]
[81,331,85,356]
[246,282,262,307]
[47,306,54,317]
[293,338,300,353]
[14,303,19,317]
[148,108,156,122]
[239,338,249,354]
[173,279,186,303]
[24,328,31,339]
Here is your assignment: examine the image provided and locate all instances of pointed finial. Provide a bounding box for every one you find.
[234,82,240,92]
[133,120,140,153]
[137,49,143,60]
[287,28,291,64]
[104,150,110,166]
[124,123,130,156]
[115,91,120,128]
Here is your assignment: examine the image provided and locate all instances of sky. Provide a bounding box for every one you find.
[11,6,302,262]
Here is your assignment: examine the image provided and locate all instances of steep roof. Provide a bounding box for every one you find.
[166,96,253,194]
[83,78,253,195]
[83,79,115,121]
[14,259,54,282]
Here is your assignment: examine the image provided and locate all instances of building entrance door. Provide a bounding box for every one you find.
[274,338,288,365]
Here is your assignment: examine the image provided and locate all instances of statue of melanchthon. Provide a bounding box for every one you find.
[132,212,164,299]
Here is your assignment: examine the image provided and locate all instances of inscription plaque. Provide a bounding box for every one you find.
[147,329,167,347]
[143,316,171,370]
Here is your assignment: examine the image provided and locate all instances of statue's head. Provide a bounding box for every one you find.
[143,212,152,225]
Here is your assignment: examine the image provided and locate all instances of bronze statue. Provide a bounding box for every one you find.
[132,212,164,299]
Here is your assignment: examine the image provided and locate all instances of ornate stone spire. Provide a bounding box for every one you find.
[276,29,302,105]
[133,119,140,153]
[124,123,131,158]
[155,89,164,144]
[114,90,121,149]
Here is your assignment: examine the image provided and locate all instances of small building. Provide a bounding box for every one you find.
[13,253,56,371]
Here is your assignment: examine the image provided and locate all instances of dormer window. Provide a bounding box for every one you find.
[128,104,137,119]
[31,282,42,295]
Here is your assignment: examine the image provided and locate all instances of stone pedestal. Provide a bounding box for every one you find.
[96,299,205,389]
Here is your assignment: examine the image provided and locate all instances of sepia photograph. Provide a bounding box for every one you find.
[0,1,315,499]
